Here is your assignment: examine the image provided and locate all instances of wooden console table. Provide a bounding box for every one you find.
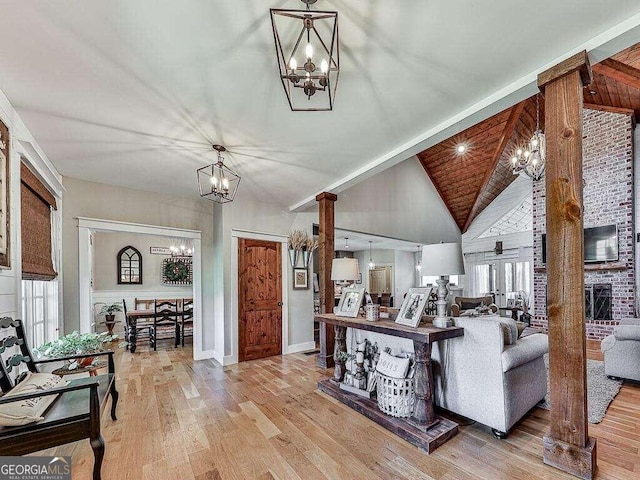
[314,313,463,453]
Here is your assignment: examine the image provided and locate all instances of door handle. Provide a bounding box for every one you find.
[277,302,283,307]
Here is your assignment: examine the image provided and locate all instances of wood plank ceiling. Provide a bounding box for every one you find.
[418,43,640,233]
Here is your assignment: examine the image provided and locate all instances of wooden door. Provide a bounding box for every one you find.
[238,239,282,362]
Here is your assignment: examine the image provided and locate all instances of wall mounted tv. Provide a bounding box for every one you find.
[542,225,618,264]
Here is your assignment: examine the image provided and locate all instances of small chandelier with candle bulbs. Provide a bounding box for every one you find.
[511,94,545,181]
[270,0,339,111]
[197,145,241,204]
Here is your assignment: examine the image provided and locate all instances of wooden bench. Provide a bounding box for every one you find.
[0,317,118,480]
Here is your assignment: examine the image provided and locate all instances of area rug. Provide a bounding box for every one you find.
[538,354,623,424]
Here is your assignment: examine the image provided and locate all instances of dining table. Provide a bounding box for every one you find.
[125,309,157,353]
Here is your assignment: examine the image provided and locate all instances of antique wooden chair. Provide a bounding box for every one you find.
[150,299,179,350]
[178,298,193,347]
[0,317,118,480]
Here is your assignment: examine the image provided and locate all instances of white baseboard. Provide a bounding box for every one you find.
[194,349,216,361]
[286,341,316,354]
[212,350,237,365]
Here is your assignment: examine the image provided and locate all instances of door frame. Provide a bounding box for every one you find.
[231,229,288,365]
[77,217,205,360]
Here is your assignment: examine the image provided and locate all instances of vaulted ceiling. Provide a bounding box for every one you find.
[0,2,639,211]
[418,43,640,233]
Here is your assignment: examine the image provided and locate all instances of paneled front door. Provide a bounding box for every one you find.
[238,238,282,362]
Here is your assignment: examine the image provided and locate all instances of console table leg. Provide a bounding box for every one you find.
[410,340,436,428]
[333,325,347,383]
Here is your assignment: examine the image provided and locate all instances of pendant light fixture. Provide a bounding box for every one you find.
[197,145,241,204]
[511,94,546,181]
[344,237,349,249]
[270,0,339,111]
[415,245,422,271]
[368,241,375,270]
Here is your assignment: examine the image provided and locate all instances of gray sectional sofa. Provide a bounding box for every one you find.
[602,318,640,382]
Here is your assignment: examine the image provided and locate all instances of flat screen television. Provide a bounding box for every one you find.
[542,224,618,264]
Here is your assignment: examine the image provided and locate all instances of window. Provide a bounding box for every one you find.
[117,246,142,284]
[21,280,58,348]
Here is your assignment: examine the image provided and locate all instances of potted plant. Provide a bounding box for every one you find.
[99,302,122,323]
[34,331,118,368]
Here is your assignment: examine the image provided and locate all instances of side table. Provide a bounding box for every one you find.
[52,361,108,377]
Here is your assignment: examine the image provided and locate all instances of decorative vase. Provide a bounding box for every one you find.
[79,356,95,367]
[302,249,311,268]
[105,314,115,323]
[288,248,299,267]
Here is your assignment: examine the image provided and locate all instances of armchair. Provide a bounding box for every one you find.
[601,318,640,381]
[0,317,118,480]
[450,296,498,317]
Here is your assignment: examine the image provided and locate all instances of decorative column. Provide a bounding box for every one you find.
[316,192,337,369]
[538,51,596,480]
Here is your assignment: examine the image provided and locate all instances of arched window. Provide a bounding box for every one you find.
[117,246,142,284]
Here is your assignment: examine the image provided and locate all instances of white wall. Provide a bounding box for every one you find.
[93,231,192,295]
[0,85,63,325]
[394,250,415,305]
[61,177,215,352]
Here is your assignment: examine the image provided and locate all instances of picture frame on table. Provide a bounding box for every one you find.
[355,273,362,284]
[293,267,309,289]
[395,287,432,327]
[335,287,365,318]
[507,298,515,308]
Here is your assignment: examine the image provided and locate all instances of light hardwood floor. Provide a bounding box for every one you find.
[48,341,639,479]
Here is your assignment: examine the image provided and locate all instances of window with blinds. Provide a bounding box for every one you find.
[21,162,57,281]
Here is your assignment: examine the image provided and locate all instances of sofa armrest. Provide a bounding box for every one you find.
[614,325,640,341]
[501,333,548,373]
[451,304,460,317]
[489,303,498,314]
[618,318,640,326]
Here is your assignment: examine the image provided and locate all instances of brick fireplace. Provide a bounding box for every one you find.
[532,108,635,340]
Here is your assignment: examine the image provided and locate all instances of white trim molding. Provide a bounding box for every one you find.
[286,341,316,355]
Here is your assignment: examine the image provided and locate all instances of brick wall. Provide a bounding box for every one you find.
[532,109,634,340]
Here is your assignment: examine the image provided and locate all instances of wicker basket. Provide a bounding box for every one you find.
[365,304,380,321]
[376,372,415,418]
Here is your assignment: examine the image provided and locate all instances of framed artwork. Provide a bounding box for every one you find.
[507,298,515,308]
[161,256,193,286]
[336,287,365,318]
[395,287,432,327]
[0,118,9,269]
[117,245,142,284]
[293,267,309,289]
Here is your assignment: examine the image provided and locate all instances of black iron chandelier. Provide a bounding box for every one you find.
[196,145,241,204]
[270,0,339,111]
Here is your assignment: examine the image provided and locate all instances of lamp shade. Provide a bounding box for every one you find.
[421,243,465,276]
[331,258,360,281]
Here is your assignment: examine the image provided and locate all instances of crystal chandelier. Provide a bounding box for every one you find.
[270,0,339,111]
[511,94,545,181]
[196,145,241,204]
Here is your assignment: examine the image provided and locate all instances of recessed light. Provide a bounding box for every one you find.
[456,144,466,154]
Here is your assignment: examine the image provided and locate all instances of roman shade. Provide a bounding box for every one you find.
[21,163,57,280]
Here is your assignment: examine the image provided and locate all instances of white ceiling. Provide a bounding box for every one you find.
[1,1,639,209]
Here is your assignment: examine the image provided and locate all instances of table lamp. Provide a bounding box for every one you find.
[422,243,465,328]
[331,258,360,283]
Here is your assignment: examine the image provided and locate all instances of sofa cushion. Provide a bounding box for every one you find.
[501,333,548,373]
[0,372,68,426]
[461,300,482,310]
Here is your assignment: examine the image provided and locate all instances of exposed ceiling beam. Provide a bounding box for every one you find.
[462,101,525,233]
[584,102,635,116]
[592,58,640,89]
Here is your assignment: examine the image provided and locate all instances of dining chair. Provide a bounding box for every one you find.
[179,298,193,347]
[150,299,179,350]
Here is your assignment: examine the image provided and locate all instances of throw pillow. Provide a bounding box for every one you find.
[499,321,519,345]
[0,372,68,426]
[376,351,411,379]
[515,321,526,338]
[460,301,482,310]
